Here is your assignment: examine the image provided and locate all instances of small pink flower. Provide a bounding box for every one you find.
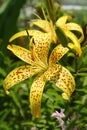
[52,109,66,130]
[52,109,65,119]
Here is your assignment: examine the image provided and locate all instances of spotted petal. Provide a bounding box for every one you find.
[30,75,46,118]
[49,44,69,66]
[9,30,44,42]
[30,20,58,43]
[44,64,75,100]
[7,44,34,65]
[32,33,52,65]
[3,65,40,95]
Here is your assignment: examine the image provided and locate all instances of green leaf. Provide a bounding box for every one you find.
[56,26,68,47]
[10,91,24,117]
[0,68,6,77]
[0,0,10,14]
[0,0,27,53]
[0,121,12,130]
[44,0,55,22]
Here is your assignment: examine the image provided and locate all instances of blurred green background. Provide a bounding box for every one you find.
[0,0,87,130]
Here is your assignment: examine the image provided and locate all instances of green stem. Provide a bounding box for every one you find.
[75,56,78,74]
[44,0,55,22]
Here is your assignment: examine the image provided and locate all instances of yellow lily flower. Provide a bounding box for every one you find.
[56,15,84,56]
[3,32,75,118]
[30,16,84,56]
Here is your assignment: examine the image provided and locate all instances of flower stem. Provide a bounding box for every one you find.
[44,0,55,22]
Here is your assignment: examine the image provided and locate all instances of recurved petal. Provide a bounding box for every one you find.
[30,75,46,118]
[44,64,75,100]
[30,20,52,33]
[30,20,58,43]
[65,30,82,56]
[7,44,34,65]
[62,23,84,43]
[9,30,44,42]
[56,15,72,26]
[55,65,75,100]
[49,44,69,66]
[3,65,40,95]
[32,33,52,65]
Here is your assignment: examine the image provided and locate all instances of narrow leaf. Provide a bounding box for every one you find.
[56,26,68,47]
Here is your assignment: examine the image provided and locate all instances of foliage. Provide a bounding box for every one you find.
[0,0,87,130]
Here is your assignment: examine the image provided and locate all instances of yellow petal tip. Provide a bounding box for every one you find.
[31,110,41,118]
[5,90,10,95]
[7,44,12,50]
[62,93,70,100]
[35,114,40,118]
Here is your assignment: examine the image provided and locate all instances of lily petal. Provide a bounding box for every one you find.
[30,75,46,118]
[56,15,72,26]
[56,15,84,56]
[9,30,44,42]
[49,44,69,66]
[7,44,34,65]
[30,19,52,33]
[65,30,82,56]
[60,23,84,43]
[32,33,52,66]
[3,65,40,95]
[30,20,58,43]
[50,21,58,43]
[44,64,75,100]
[55,65,75,100]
